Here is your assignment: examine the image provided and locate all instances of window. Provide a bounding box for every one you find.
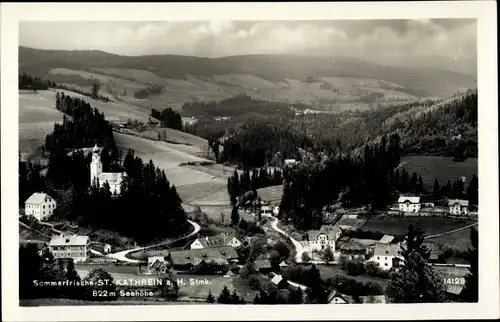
[385,257,387,260]
[377,256,380,260]
[80,252,83,257]
[43,205,45,209]
[67,252,71,257]
[385,263,388,266]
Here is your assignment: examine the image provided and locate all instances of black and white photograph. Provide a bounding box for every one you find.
[1,2,498,321]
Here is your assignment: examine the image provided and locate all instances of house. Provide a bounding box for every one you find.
[398,196,421,213]
[49,234,90,263]
[448,199,469,216]
[379,235,395,244]
[190,234,243,250]
[253,259,273,274]
[367,242,403,270]
[327,290,355,304]
[339,239,368,260]
[270,273,288,288]
[278,261,288,268]
[25,192,57,221]
[147,256,169,274]
[272,205,280,216]
[169,246,239,270]
[90,144,126,195]
[302,225,342,253]
[89,242,112,254]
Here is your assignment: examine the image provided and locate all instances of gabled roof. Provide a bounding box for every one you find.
[398,196,420,204]
[373,242,401,257]
[170,246,238,266]
[25,192,53,205]
[308,225,342,241]
[327,290,355,304]
[271,274,284,285]
[379,235,395,244]
[448,199,469,207]
[49,234,89,246]
[278,261,288,267]
[253,259,272,270]
[340,239,367,252]
[194,234,241,248]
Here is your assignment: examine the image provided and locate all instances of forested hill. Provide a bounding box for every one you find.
[19,46,474,97]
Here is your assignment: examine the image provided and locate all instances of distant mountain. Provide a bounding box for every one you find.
[19,46,476,97]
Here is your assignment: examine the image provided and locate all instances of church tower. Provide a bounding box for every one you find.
[90,144,102,185]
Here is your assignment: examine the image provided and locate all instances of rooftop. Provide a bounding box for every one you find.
[49,234,89,247]
[448,199,469,207]
[254,259,272,270]
[308,225,342,241]
[379,235,395,244]
[373,242,401,257]
[194,234,240,248]
[169,246,238,266]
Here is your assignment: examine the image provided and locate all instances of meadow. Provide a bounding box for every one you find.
[401,156,478,190]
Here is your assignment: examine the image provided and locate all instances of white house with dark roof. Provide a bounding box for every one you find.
[49,234,90,263]
[90,144,126,195]
[398,195,421,213]
[25,192,57,221]
[448,199,469,216]
[190,234,243,250]
[367,242,403,270]
[302,225,342,253]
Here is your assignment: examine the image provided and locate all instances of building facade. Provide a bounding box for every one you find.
[25,192,57,221]
[398,196,421,213]
[302,225,342,253]
[90,144,126,195]
[49,234,90,263]
[367,242,403,270]
[448,199,469,216]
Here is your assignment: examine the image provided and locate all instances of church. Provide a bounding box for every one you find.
[90,144,126,194]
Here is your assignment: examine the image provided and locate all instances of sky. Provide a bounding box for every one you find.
[19,19,477,74]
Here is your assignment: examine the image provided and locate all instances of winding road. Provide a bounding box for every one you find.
[106,219,201,263]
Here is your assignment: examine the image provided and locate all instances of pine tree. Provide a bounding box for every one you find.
[322,245,334,264]
[417,175,424,193]
[466,175,478,206]
[206,289,215,303]
[231,206,240,226]
[217,286,232,304]
[433,178,440,196]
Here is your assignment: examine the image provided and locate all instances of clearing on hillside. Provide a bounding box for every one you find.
[401,156,478,190]
[362,216,477,236]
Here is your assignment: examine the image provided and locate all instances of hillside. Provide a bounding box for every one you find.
[20,46,475,100]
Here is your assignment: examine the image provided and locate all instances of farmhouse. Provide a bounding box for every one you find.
[169,246,239,270]
[327,290,355,304]
[49,234,90,263]
[147,256,169,274]
[90,144,126,195]
[367,242,403,270]
[272,205,280,216]
[398,195,421,213]
[302,225,342,253]
[261,205,272,216]
[190,234,243,250]
[448,199,469,216]
[339,239,368,260]
[25,192,57,221]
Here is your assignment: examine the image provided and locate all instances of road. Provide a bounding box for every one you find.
[106,219,201,263]
[424,222,478,239]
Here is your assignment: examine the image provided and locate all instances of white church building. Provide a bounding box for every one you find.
[90,144,126,194]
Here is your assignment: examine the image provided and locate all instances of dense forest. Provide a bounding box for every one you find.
[150,107,183,131]
[55,84,111,102]
[19,71,56,90]
[197,90,477,168]
[45,92,117,153]
[23,94,189,243]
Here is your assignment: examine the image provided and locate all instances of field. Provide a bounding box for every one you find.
[361,216,477,236]
[176,274,236,300]
[317,265,390,289]
[401,156,478,190]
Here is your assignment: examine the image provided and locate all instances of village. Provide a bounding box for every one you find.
[20,146,478,304]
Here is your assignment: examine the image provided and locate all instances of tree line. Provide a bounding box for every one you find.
[227,168,283,207]
[55,83,111,102]
[150,107,183,131]
[19,71,56,90]
[134,83,165,99]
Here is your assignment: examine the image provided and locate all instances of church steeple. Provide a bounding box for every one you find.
[90,144,102,183]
